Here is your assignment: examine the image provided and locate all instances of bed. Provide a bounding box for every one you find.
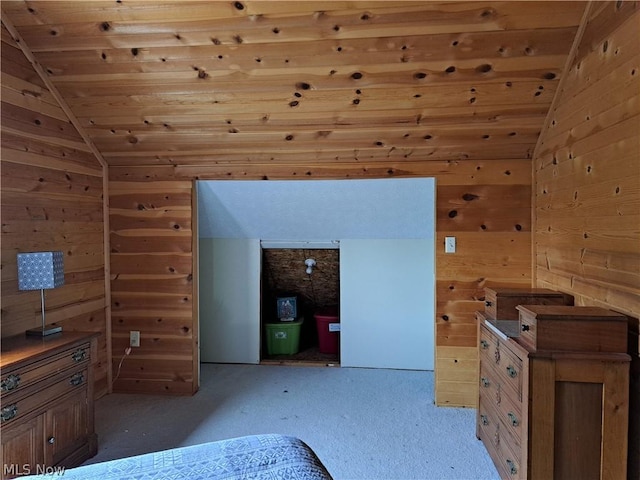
[29,434,333,480]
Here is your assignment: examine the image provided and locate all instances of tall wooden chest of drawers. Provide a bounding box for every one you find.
[477,312,630,480]
[0,332,99,479]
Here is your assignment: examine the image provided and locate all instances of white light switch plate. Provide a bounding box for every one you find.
[445,236,456,253]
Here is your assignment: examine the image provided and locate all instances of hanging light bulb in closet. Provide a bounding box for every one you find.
[305,258,316,274]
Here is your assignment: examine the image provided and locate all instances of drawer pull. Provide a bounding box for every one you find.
[1,404,18,423]
[70,372,85,386]
[485,301,493,307]
[48,436,55,445]
[1,374,21,392]
[521,324,530,332]
[480,414,489,426]
[506,459,518,475]
[506,365,518,378]
[480,340,489,349]
[481,377,490,388]
[508,412,520,427]
[72,348,88,363]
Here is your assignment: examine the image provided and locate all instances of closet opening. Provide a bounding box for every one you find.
[260,245,340,366]
[197,178,435,371]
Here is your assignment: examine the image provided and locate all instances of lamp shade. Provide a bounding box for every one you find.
[17,251,64,291]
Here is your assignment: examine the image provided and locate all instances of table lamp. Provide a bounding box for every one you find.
[17,251,64,336]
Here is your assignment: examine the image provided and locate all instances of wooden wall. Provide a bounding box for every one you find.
[532,2,639,476]
[6,1,636,420]
[0,23,109,397]
[1,0,583,406]
[436,170,532,406]
[534,0,639,335]
[1,0,543,405]
[109,180,198,395]
[111,156,532,406]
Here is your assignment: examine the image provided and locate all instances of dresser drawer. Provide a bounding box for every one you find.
[479,397,523,479]
[517,305,628,353]
[479,324,499,363]
[495,388,523,450]
[485,287,573,320]
[1,344,90,399]
[479,363,502,408]
[479,326,522,400]
[1,369,88,427]
[478,397,499,442]
[480,366,520,419]
[494,430,523,480]
[480,369,524,455]
[479,323,523,402]
[493,341,523,402]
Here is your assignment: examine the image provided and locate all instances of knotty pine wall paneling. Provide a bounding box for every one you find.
[111,156,531,406]
[436,171,532,407]
[532,2,640,476]
[0,23,109,397]
[1,0,589,403]
[109,180,198,395]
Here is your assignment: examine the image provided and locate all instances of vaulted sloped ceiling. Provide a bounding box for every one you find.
[1,1,586,174]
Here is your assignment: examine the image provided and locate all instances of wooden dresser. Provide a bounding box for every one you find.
[0,332,99,479]
[477,307,630,480]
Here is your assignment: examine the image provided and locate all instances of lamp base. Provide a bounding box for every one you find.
[26,325,62,337]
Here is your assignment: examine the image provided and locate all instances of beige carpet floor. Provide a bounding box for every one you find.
[86,363,500,480]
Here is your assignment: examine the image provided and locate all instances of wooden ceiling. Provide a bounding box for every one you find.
[1,1,587,171]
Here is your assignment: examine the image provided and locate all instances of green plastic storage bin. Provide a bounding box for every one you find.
[265,318,303,355]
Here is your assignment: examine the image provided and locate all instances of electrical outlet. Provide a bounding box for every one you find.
[129,331,140,347]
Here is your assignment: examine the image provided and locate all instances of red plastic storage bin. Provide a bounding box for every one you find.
[314,306,340,354]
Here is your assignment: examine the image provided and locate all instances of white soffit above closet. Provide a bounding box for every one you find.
[197,178,435,241]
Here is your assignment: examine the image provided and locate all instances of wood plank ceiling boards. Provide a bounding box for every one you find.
[1,1,585,177]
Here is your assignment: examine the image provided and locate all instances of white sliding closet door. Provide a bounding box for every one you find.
[340,239,434,370]
[199,238,261,364]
